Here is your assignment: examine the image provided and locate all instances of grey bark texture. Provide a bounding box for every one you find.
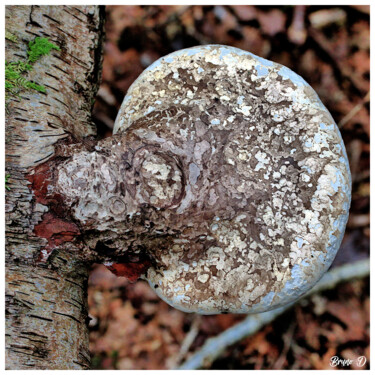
[5,5,104,369]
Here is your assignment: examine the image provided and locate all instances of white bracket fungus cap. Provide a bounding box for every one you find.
[114,45,351,314]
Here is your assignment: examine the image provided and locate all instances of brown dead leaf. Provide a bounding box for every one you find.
[106,5,144,42]
[348,50,370,76]
[231,5,257,22]
[239,26,270,57]
[351,21,370,50]
[341,349,367,370]
[309,346,336,370]
[258,9,286,37]
[325,300,366,342]
[350,5,370,15]
[243,325,273,356]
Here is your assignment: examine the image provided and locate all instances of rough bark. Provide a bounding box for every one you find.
[5,5,104,369]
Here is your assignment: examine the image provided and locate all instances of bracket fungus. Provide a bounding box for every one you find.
[55,45,351,314]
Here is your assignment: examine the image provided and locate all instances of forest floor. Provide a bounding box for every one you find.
[88,5,370,370]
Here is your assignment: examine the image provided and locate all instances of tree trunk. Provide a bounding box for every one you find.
[5,5,104,369]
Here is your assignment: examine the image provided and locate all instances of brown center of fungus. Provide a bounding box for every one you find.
[132,148,184,209]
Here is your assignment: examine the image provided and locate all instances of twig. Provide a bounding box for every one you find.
[272,320,296,369]
[168,314,201,368]
[178,258,369,370]
[338,91,370,128]
[287,5,307,45]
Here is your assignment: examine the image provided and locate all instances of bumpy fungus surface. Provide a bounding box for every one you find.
[57,45,351,314]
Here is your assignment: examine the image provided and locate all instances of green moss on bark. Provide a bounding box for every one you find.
[5,37,60,103]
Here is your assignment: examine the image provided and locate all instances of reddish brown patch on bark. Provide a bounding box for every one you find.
[28,159,68,217]
[28,162,53,205]
[34,212,80,261]
[106,261,151,282]
[28,160,81,262]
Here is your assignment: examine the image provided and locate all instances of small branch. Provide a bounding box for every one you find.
[168,314,201,369]
[178,259,369,370]
[338,91,370,128]
[287,5,307,45]
[272,320,296,369]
